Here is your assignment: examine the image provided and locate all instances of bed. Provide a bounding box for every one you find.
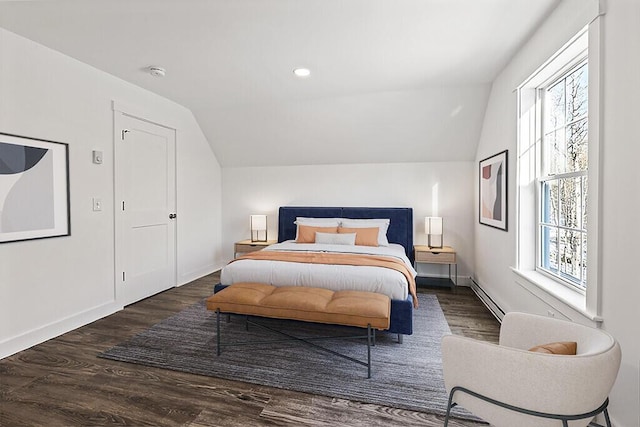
[216,206,416,338]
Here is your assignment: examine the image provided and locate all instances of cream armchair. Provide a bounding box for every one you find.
[442,312,621,427]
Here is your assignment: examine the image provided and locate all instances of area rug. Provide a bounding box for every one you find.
[99,294,478,421]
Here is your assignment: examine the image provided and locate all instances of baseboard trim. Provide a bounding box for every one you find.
[178,263,223,287]
[0,301,122,360]
[469,278,505,322]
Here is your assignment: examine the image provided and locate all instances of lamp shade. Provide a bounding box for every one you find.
[250,214,267,231]
[425,217,443,235]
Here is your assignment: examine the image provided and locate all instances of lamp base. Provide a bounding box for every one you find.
[251,230,267,242]
[428,234,443,248]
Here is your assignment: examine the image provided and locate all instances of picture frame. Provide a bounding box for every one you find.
[479,149,508,231]
[0,132,70,243]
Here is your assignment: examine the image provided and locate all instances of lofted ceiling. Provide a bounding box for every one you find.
[0,0,559,167]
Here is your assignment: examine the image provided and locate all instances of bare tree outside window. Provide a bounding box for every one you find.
[540,62,588,290]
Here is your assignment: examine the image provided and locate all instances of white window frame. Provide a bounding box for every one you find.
[514,22,602,323]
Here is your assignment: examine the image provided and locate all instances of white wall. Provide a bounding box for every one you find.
[0,28,223,358]
[222,162,475,282]
[473,1,640,425]
[598,0,640,423]
[201,84,490,167]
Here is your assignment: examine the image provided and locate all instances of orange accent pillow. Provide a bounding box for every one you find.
[529,341,577,355]
[338,227,379,247]
[296,225,338,243]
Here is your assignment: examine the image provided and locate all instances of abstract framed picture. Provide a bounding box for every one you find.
[0,132,70,243]
[479,149,508,231]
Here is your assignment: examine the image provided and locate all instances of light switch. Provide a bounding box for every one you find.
[92,150,103,164]
[92,197,102,212]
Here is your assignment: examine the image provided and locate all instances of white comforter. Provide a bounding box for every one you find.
[221,241,417,300]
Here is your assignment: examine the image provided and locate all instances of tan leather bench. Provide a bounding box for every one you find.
[206,282,391,377]
[206,282,391,329]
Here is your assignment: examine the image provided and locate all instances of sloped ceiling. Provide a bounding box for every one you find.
[0,0,558,167]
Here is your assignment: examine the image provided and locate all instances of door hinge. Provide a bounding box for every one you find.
[122,271,126,281]
[121,129,130,140]
[122,201,125,211]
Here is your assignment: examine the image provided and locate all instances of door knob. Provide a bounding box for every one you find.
[169,213,177,219]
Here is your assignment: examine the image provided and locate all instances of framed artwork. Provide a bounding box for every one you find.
[479,149,508,231]
[0,132,70,243]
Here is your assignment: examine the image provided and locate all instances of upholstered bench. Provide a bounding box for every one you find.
[206,283,391,378]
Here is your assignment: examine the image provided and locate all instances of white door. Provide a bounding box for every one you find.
[115,113,176,306]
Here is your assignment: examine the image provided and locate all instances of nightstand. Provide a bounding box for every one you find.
[234,239,277,258]
[413,245,457,288]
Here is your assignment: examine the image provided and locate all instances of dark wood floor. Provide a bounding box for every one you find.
[0,272,500,426]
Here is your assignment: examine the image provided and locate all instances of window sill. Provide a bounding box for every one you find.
[511,268,602,326]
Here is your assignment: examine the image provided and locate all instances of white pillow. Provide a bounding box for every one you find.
[315,232,356,245]
[340,218,390,246]
[295,217,341,226]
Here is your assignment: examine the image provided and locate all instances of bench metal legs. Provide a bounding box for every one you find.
[366,324,371,378]
[216,309,221,356]
[215,311,375,378]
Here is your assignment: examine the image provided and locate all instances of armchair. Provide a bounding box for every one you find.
[442,312,621,427]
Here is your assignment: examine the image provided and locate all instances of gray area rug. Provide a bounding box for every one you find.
[99,294,478,421]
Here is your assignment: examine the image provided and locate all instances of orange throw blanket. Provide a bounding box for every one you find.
[232,251,418,308]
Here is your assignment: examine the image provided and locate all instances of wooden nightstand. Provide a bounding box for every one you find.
[234,239,277,258]
[413,245,457,288]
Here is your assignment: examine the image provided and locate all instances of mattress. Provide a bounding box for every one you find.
[220,241,417,300]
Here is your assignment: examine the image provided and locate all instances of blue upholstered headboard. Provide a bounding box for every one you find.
[277,206,414,263]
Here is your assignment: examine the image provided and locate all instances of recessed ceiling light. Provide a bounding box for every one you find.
[293,68,311,78]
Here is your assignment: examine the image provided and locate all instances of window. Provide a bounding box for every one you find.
[539,61,589,291]
[516,24,602,318]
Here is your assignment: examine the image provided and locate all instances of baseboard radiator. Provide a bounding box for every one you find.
[470,277,505,322]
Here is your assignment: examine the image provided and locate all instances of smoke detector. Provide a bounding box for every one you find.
[148,66,166,77]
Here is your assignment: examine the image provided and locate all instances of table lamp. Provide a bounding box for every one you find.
[250,214,267,242]
[425,216,443,248]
